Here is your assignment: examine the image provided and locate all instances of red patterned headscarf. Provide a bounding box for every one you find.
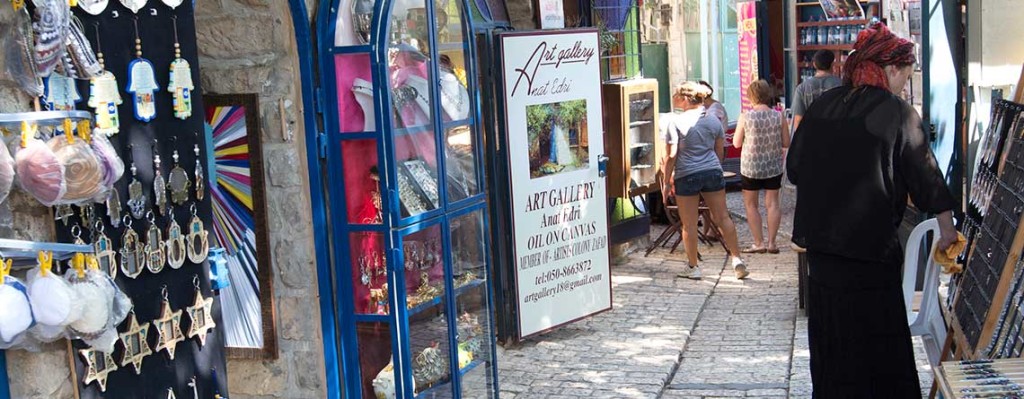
[843,22,916,91]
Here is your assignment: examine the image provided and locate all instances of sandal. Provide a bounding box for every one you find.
[741,246,767,254]
[766,247,780,254]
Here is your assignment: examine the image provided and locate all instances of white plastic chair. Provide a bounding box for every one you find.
[901,218,946,368]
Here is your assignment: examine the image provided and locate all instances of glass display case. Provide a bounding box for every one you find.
[602,79,662,198]
[318,0,498,396]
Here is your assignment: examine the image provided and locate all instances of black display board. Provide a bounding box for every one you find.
[40,1,228,397]
[954,101,1024,354]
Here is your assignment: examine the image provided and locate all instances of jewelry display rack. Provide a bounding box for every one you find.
[315,0,499,396]
[945,101,1024,364]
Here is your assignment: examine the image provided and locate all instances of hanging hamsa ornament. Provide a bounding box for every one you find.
[168,17,193,119]
[193,143,204,201]
[169,149,190,205]
[88,25,122,136]
[127,156,146,219]
[166,211,186,269]
[120,216,146,279]
[153,148,168,215]
[78,0,109,15]
[44,73,81,111]
[93,222,118,278]
[186,204,208,264]
[120,0,147,14]
[145,211,166,274]
[127,18,158,122]
[161,0,182,8]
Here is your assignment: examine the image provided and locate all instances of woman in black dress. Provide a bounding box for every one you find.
[786,23,959,398]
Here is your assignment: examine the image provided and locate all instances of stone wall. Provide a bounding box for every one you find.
[195,0,327,398]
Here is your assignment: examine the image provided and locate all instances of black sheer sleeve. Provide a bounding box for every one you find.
[896,102,957,214]
[786,124,805,185]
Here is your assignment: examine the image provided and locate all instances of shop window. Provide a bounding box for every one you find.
[593,0,642,81]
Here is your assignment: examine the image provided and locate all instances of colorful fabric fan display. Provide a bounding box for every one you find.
[16,134,67,206]
[0,139,16,205]
[0,271,34,346]
[49,135,104,203]
[31,0,72,78]
[206,104,263,348]
[90,133,124,199]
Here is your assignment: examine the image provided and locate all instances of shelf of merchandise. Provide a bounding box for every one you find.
[316,0,499,395]
[796,19,868,27]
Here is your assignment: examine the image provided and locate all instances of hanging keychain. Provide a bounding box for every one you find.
[186,203,208,264]
[126,17,158,122]
[168,16,193,120]
[79,0,109,15]
[152,286,184,360]
[185,275,215,346]
[119,216,145,278]
[93,221,118,278]
[43,73,80,111]
[144,211,166,274]
[120,0,147,14]
[117,309,151,374]
[166,205,186,269]
[127,145,146,219]
[106,186,122,228]
[153,142,168,215]
[88,24,122,136]
[169,147,190,205]
[194,139,204,201]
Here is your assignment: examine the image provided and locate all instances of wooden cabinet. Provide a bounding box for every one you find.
[603,79,662,198]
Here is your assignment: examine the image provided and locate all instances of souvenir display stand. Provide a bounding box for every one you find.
[603,79,659,244]
[0,1,228,398]
[943,101,1024,372]
[317,0,499,396]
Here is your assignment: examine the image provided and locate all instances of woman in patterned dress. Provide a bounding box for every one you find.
[732,80,789,254]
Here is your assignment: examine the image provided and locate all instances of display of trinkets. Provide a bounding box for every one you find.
[93,222,118,278]
[120,216,145,278]
[186,204,209,264]
[117,311,152,374]
[412,342,448,388]
[185,276,216,346]
[153,145,168,215]
[127,18,159,122]
[152,287,185,360]
[88,25,122,136]
[169,148,190,205]
[80,346,118,392]
[145,212,166,273]
[166,210,187,269]
[168,17,194,120]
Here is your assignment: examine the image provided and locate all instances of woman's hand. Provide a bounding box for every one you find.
[935,211,958,252]
[663,180,675,203]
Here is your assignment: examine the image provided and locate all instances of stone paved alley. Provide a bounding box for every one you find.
[496,187,934,398]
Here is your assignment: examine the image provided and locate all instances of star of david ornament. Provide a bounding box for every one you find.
[118,311,152,374]
[79,347,118,392]
[186,283,216,346]
[152,289,185,359]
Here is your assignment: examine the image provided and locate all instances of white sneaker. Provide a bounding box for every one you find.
[677,265,702,280]
[732,257,749,279]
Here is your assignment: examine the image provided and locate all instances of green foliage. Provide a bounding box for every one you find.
[556,100,587,129]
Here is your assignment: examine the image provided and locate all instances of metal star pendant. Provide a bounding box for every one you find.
[152,299,185,360]
[186,290,216,347]
[118,312,152,374]
[79,347,118,392]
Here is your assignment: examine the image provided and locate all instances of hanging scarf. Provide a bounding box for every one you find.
[843,22,916,91]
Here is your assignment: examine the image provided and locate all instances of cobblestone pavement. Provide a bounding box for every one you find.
[496,190,933,398]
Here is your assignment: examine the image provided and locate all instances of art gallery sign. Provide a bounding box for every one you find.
[498,29,612,338]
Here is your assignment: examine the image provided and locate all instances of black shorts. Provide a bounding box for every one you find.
[741,174,783,191]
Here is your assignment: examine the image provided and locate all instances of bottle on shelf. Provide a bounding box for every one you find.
[817,20,828,46]
[807,17,818,45]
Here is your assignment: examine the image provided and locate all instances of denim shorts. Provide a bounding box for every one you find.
[675,169,726,196]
